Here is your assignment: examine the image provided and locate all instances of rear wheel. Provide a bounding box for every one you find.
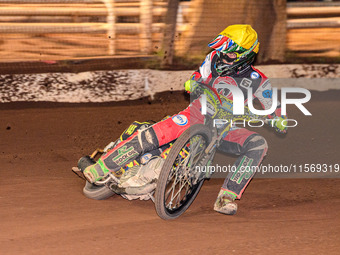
[155,124,212,220]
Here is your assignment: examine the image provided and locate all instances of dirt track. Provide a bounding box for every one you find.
[1,91,339,254]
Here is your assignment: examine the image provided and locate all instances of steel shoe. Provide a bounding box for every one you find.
[214,189,238,215]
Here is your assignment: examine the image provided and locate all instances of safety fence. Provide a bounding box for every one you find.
[288,1,340,29]
[0,0,189,61]
[0,0,339,64]
[287,1,340,58]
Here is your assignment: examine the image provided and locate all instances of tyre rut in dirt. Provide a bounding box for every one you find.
[155,124,212,220]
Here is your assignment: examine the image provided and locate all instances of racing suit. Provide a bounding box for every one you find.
[93,50,282,199]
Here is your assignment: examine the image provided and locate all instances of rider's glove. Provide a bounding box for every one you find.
[271,116,288,134]
[184,79,199,93]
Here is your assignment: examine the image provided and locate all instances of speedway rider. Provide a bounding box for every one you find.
[83,24,287,215]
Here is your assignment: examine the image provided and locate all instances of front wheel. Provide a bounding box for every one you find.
[155,124,212,220]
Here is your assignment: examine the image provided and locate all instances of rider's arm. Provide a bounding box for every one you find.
[253,77,288,133]
[185,51,218,92]
[196,51,217,83]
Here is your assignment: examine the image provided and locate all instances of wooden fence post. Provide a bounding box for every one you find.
[103,0,115,55]
[140,0,153,54]
[161,0,179,67]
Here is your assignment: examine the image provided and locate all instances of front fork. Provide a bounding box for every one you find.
[190,128,218,183]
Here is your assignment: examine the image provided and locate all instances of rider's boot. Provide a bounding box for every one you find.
[213,188,238,215]
[83,164,110,183]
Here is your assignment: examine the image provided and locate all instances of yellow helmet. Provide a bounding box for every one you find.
[208,24,260,75]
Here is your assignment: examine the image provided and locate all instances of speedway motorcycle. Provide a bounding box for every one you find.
[72,83,264,220]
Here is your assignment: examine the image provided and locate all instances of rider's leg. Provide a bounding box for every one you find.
[214,128,268,215]
[83,99,204,183]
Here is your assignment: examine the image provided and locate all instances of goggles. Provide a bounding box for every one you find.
[209,35,258,60]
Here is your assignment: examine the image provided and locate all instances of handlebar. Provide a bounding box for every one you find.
[193,81,267,121]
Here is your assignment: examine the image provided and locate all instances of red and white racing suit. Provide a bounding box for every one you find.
[98,51,282,199]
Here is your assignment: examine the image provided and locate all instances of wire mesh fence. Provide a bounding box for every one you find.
[0,0,339,68]
[0,0,163,61]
